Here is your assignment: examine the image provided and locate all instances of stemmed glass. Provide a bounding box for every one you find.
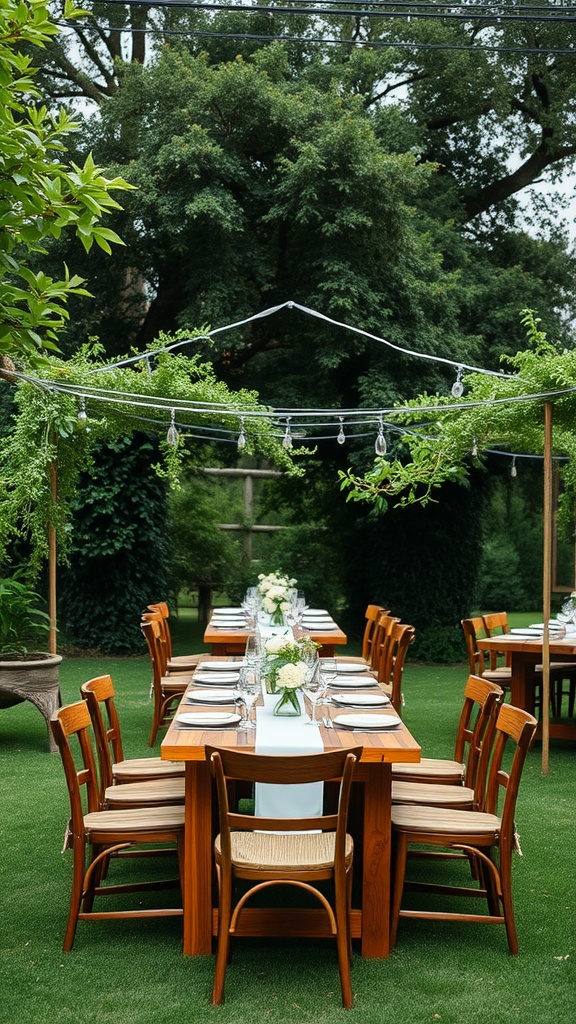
[319,656,338,691]
[245,633,262,669]
[238,666,259,731]
[302,658,325,726]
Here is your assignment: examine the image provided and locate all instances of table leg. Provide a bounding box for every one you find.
[360,761,390,958]
[510,653,539,716]
[183,762,213,955]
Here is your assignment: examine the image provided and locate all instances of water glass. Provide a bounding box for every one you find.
[238,666,259,731]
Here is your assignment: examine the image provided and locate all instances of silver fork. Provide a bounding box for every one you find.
[323,716,334,729]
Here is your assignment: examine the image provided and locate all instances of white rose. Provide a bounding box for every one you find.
[262,596,276,614]
[265,636,287,654]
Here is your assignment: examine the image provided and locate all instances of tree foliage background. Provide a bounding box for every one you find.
[9,0,576,655]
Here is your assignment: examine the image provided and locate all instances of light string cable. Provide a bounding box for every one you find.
[84,300,513,382]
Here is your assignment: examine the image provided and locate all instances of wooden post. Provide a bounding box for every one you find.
[49,460,57,655]
[542,403,553,775]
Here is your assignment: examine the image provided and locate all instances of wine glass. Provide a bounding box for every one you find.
[302,660,325,726]
[319,656,338,691]
[245,633,262,668]
[238,666,259,731]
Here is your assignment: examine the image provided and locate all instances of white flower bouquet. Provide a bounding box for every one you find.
[257,570,297,624]
[264,635,319,696]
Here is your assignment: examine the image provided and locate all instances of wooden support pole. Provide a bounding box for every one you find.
[49,460,57,655]
[542,403,553,776]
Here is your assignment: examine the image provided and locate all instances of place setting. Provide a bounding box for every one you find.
[174,710,243,730]
[328,711,403,731]
[192,669,241,685]
[328,691,391,710]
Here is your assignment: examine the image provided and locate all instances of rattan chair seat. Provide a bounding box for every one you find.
[392,804,500,835]
[84,804,185,834]
[104,777,185,807]
[215,830,354,872]
[392,757,465,782]
[392,780,475,808]
[112,756,185,781]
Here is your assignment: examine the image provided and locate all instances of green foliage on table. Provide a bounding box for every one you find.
[0,0,134,365]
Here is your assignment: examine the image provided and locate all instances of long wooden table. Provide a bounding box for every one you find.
[161,672,420,958]
[477,634,576,741]
[203,620,348,657]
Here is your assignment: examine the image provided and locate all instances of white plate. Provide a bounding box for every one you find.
[185,689,241,704]
[509,628,545,637]
[211,621,246,629]
[331,693,390,708]
[193,671,240,684]
[333,713,401,730]
[304,608,329,616]
[334,662,367,673]
[328,676,378,689]
[200,660,246,671]
[302,621,337,631]
[176,712,241,727]
[212,607,244,615]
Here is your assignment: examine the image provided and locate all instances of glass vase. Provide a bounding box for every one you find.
[273,688,302,716]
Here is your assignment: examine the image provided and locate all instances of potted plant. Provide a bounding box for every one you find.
[0,571,62,751]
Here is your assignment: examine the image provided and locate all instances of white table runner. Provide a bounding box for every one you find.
[254,691,323,819]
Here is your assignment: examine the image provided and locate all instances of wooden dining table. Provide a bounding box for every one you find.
[203,617,348,657]
[477,633,576,741]
[161,665,421,958]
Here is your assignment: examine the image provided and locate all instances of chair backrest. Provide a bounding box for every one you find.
[461,616,488,676]
[454,675,504,794]
[206,746,362,863]
[482,612,511,670]
[376,621,414,712]
[141,616,168,681]
[361,604,389,663]
[147,603,173,659]
[479,704,537,847]
[80,675,124,800]
[50,702,101,830]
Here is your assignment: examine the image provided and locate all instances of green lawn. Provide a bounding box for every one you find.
[1,632,574,1024]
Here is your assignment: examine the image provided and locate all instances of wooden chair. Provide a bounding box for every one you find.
[206,745,362,1009]
[80,676,184,809]
[145,602,202,672]
[141,617,193,746]
[392,674,504,785]
[461,616,512,688]
[482,611,576,718]
[50,701,184,951]
[390,703,538,954]
[391,676,503,809]
[336,604,389,668]
[374,620,414,714]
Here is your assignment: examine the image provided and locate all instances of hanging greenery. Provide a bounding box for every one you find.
[339,311,576,535]
[0,336,303,574]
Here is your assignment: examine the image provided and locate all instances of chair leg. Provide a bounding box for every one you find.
[334,871,353,1010]
[499,850,519,955]
[212,869,233,1005]
[390,832,408,949]
[63,838,87,952]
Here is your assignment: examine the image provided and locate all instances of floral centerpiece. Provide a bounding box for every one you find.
[257,570,297,625]
[264,634,319,714]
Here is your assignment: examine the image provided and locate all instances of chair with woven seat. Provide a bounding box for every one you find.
[141,617,193,746]
[206,744,362,1009]
[391,675,503,809]
[392,674,504,786]
[80,674,185,784]
[80,676,184,809]
[390,703,537,954]
[145,602,203,673]
[50,701,185,951]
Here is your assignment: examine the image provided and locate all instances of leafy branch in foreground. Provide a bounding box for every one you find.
[339,312,576,530]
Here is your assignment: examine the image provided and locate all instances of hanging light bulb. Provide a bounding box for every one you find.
[77,397,87,428]
[511,456,517,478]
[166,409,179,446]
[337,417,346,445]
[472,437,478,457]
[451,366,464,399]
[375,418,387,457]
[237,417,247,451]
[282,417,293,449]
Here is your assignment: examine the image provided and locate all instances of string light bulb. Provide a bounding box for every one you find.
[237,417,247,451]
[472,437,478,457]
[282,417,293,449]
[451,366,464,399]
[375,418,387,457]
[511,456,517,478]
[337,417,346,445]
[166,409,179,446]
[77,397,87,427]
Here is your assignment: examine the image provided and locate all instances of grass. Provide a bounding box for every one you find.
[1,621,574,1024]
